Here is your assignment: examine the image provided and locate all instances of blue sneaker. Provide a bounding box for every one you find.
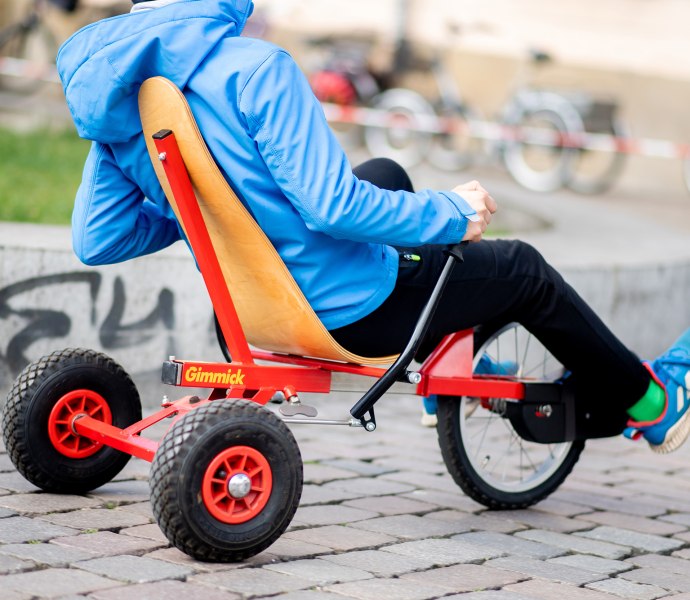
[420,353,518,427]
[420,395,439,427]
[475,354,519,377]
[624,328,690,454]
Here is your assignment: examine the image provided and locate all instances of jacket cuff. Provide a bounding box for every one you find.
[439,191,478,241]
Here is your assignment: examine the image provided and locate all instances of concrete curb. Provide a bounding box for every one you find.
[0,222,215,403]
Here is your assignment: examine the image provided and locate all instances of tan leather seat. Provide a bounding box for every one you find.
[138,77,396,365]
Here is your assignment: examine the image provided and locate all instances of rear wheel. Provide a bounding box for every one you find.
[1,348,141,493]
[437,323,584,509]
[150,400,303,562]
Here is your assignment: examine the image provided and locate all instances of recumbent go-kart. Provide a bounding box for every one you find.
[1,77,599,562]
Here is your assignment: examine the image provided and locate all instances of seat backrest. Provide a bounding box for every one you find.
[138,77,396,365]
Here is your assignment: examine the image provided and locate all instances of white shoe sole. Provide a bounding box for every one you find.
[650,408,690,454]
[420,412,438,428]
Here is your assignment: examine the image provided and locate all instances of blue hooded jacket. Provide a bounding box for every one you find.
[57,0,477,330]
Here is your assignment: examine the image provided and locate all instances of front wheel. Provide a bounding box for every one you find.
[436,323,584,509]
[150,400,303,562]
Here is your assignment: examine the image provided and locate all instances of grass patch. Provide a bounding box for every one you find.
[0,127,89,224]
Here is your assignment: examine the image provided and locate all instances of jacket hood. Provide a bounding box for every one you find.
[57,0,254,143]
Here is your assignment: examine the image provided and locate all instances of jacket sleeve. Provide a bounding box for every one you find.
[72,142,181,266]
[238,50,477,247]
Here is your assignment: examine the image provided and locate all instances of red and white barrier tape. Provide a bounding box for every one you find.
[321,102,690,161]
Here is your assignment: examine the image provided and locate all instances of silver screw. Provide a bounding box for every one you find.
[407,371,422,384]
[538,404,553,418]
[365,422,376,432]
[158,152,167,161]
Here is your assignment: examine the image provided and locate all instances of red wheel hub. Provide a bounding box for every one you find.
[47,389,112,459]
[202,446,273,524]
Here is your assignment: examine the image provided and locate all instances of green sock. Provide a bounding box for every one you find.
[627,379,666,422]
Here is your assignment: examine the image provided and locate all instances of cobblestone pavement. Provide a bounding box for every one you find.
[1,386,690,600]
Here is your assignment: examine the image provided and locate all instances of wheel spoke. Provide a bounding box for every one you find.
[469,403,495,461]
[521,331,531,376]
[88,404,104,418]
[238,454,248,473]
[212,490,227,503]
[247,466,263,478]
[454,322,577,498]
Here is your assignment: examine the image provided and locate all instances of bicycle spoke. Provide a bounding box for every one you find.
[458,322,575,496]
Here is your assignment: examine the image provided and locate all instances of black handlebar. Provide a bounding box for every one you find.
[350,242,468,424]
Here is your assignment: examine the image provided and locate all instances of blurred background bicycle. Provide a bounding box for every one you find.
[0,0,129,93]
[306,0,628,195]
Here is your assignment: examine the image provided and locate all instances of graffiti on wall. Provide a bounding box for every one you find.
[0,271,176,386]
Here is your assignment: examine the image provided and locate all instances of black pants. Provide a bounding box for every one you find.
[331,158,651,435]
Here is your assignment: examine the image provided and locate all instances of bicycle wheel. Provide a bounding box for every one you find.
[436,323,584,509]
[0,17,58,93]
[564,103,627,195]
[428,103,481,172]
[363,88,435,169]
[501,91,582,193]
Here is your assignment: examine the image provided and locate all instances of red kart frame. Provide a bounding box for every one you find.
[70,131,526,464]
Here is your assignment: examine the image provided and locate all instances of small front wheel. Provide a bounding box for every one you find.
[1,348,142,494]
[150,400,303,562]
[437,323,584,509]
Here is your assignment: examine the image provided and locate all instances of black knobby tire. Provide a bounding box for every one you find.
[1,348,142,494]
[150,399,303,562]
[436,323,585,509]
